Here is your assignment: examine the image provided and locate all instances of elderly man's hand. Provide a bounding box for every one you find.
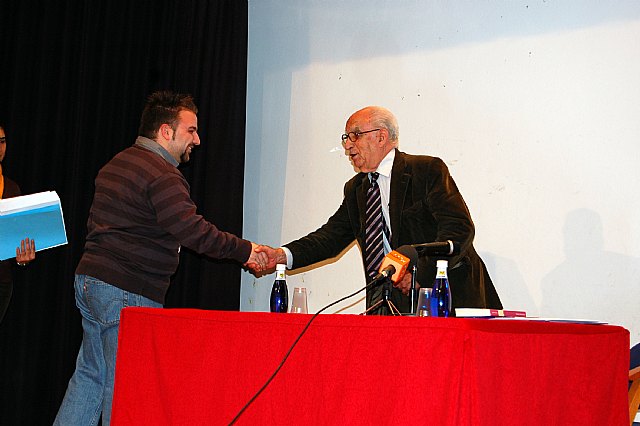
[393,271,419,296]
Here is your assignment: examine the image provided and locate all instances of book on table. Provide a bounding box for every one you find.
[456,308,610,324]
[0,191,68,260]
[455,308,527,318]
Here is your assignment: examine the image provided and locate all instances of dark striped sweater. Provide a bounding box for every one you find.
[76,144,251,304]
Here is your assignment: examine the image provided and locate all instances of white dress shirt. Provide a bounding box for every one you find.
[282,149,396,268]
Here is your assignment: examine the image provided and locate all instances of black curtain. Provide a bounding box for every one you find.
[0,1,248,423]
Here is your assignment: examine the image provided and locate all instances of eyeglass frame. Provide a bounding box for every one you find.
[341,128,381,146]
[0,137,6,143]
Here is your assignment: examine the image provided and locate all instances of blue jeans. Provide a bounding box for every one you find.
[54,274,162,426]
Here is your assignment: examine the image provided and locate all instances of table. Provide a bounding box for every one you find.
[111,308,630,425]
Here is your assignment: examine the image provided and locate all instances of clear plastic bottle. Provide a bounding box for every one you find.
[431,260,452,317]
[269,264,288,313]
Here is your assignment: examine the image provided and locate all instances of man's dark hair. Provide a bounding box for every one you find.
[138,91,198,139]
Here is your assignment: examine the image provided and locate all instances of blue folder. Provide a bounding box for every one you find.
[0,191,68,260]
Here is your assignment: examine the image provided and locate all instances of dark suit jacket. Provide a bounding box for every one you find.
[1,176,21,321]
[285,150,502,314]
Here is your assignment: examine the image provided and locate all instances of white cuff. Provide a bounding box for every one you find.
[280,246,294,269]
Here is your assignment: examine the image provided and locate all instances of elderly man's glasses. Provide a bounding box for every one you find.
[341,128,380,146]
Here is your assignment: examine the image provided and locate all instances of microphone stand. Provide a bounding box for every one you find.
[362,277,401,316]
[409,264,417,315]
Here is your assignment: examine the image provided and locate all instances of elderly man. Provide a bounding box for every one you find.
[268,106,502,314]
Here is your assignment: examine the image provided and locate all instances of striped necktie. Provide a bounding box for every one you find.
[364,172,386,281]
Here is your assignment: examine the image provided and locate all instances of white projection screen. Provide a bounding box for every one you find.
[241,0,640,344]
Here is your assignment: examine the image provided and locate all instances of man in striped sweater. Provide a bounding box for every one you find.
[54,91,268,426]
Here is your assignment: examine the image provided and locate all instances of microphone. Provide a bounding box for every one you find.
[411,240,460,256]
[371,245,419,284]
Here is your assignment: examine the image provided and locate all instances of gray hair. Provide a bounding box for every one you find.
[364,106,399,146]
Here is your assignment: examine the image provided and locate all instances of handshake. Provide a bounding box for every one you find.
[243,243,287,276]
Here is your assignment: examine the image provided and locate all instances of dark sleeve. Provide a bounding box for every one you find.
[401,155,476,273]
[149,173,252,264]
[284,195,356,269]
[2,178,21,199]
[0,179,22,281]
[424,157,475,249]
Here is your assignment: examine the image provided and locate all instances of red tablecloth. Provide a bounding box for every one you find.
[111,308,629,425]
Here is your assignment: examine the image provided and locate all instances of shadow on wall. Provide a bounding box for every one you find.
[250,1,640,69]
[540,208,640,336]
[480,252,533,314]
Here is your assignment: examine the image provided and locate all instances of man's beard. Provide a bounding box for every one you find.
[180,147,191,163]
